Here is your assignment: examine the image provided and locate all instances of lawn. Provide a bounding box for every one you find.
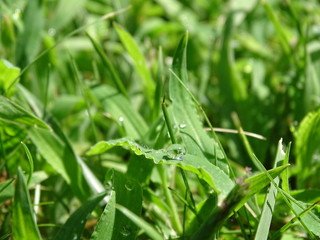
[1,0,320,239]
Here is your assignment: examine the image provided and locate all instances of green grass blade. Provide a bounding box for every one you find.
[190,164,289,240]
[254,139,286,240]
[0,96,51,130]
[110,171,142,240]
[28,128,89,201]
[251,154,316,239]
[191,183,249,240]
[90,191,116,240]
[91,85,148,139]
[4,7,130,96]
[87,137,234,201]
[116,204,163,240]
[114,23,155,106]
[20,142,34,185]
[13,168,41,240]
[49,0,86,30]
[54,191,108,240]
[0,59,20,95]
[168,33,230,175]
[263,2,291,56]
[15,0,44,68]
[0,179,14,205]
[86,32,128,98]
[294,109,320,188]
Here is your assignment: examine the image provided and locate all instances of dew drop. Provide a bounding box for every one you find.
[120,225,132,237]
[125,180,134,191]
[119,116,124,122]
[179,123,187,129]
[13,9,21,20]
[48,28,56,36]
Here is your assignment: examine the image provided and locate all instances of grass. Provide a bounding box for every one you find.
[1,0,320,239]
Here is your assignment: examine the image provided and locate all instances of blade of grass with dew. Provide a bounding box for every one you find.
[114,23,155,106]
[86,32,128,98]
[116,204,163,240]
[87,137,234,201]
[168,33,230,175]
[0,59,20,96]
[110,171,142,240]
[91,85,148,139]
[53,191,108,240]
[12,168,41,240]
[254,139,286,240]
[20,142,34,186]
[90,191,116,240]
[0,96,51,130]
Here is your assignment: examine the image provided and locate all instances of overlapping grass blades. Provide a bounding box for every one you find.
[168,33,230,175]
[12,168,41,240]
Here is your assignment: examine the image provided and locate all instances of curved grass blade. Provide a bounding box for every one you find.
[0,96,51,130]
[54,191,108,240]
[13,168,41,240]
[86,137,234,201]
[116,204,163,240]
[0,179,14,205]
[21,142,34,185]
[90,191,116,240]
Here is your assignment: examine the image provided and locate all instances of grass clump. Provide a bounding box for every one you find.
[1,0,320,239]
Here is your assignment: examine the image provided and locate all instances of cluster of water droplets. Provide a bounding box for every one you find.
[163,144,186,161]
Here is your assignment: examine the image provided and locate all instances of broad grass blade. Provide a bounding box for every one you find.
[0,59,20,95]
[13,168,41,240]
[90,191,116,240]
[54,191,108,240]
[116,204,163,240]
[169,33,230,175]
[111,171,142,240]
